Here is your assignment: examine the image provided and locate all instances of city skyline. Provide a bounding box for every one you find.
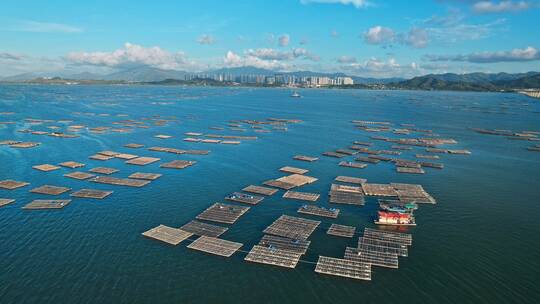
[1,0,539,78]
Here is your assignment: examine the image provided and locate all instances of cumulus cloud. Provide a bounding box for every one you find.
[278,34,290,47]
[223,47,319,69]
[300,0,371,8]
[425,46,540,63]
[402,27,429,48]
[340,57,421,77]
[337,56,357,63]
[66,42,198,70]
[197,34,215,45]
[364,26,429,48]
[0,52,24,60]
[223,51,288,70]
[363,26,395,45]
[472,1,531,13]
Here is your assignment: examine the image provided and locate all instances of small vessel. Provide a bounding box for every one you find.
[291,91,301,98]
[379,200,418,213]
[375,211,416,226]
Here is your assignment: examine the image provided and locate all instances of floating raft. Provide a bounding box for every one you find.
[356,156,380,164]
[196,203,250,224]
[70,189,113,199]
[344,247,399,269]
[362,183,398,197]
[339,161,367,169]
[334,176,366,185]
[89,154,114,161]
[263,215,320,240]
[59,161,85,169]
[114,153,139,160]
[392,183,436,204]
[0,199,15,207]
[364,228,412,246]
[124,143,144,149]
[0,180,29,190]
[32,164,60,172]
[327,224,356,238]
[242,185,278,196]
[315,256,371,281]
[396,167,425,174]
[187,236,243,257]
[298,205,339,218]
[142,224,193,245]
[160,160,196,169]
[128,172,162,180]
[89,167,119,175]
[23,199,71,210]
[244,245,302,269]
[225,192,264,205]
[90,176,150,187]
[283,190,320,202]
[126,156,160,166]
[359,237,408,257]
[293,155,319,162]
[279,166,308,175]
[259,234,311,255]
[30,185,71,195]
[323,151,347,158]
[264,174,317,190]
[329,184,365,206]
[180,220,228,237]
[10,142,40,148]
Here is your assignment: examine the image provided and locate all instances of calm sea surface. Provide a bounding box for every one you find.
[0,85,539,304]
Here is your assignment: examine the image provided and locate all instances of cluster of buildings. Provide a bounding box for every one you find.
[184,73,354,87]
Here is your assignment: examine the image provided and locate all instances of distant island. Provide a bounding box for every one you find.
[1,66,539,93]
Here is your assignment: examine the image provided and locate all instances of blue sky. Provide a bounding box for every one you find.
[0,0,539,78]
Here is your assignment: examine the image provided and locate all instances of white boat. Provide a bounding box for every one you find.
[291,91,301,98]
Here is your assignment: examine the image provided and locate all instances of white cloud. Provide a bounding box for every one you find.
[425,46,540,63]
[340,57,421,77]
[337,56,357,63]
[472,1,531,13]
[66,42,198,70]
[278,34,290,47]
[223,47,319,70]
[363,26,395,45]
[197,34,215,45]
[402,27,428,48]
[9,20,82,33]
[0,52,24,60]
[300,0,371,8]
[223,50,288,70]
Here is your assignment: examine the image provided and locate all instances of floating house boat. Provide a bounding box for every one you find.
[375,211,416,226]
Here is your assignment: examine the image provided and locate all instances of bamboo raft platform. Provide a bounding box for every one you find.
[392,183,436,204]
[59,161,85,169]
[30,185,71,195]
[334,176,367,185]
[221,140,241,145]
[358,237,408,257]
[90,176,150,187]
[416,154,440,159]
[142,224,193,245]
[283,190,320,202]
[339,161,367,169]
[148,146,185,154]
[315,256,371,281]
[323,151,348,158]
[293,155,319,162]
[362,183,398,197]
[344,246,399,269]
[187,236,243,257]
[353,141,373,146]
[396,167,425,174]
[89,167,119,175]
[369,155,392,162]
[154,134,173,139]
[279,166,308,175]
[179,220,228,237]
[242,185,278,196]
[70,189,113,199]
[89,154,114,161]
[329,184,365,205]
[259,234,311,254]
[355,156,380,164]
[32,164,60,172]
[244,245,303,269]
[0,199,15,207]
[125,156,160,166]
[0,180,29,190]
[23,199,71,210]
[263,215,321,240]
[225,192,264,205]
[124,143,144,149]
[160,160,196,169]
[196,203,250,224]
[419,162,444,169]
[298,205,340,218]
[128,172,162,180]
[364,228,412,246]
[277,174,318,188]
[184,150,210,155]
[336,149,357,155]
[10,142,41,149]
[327,224,356,238]
[114,153,139,160]
[263,179,296,190]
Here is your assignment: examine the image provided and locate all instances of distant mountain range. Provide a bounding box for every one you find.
[1,66,539,91]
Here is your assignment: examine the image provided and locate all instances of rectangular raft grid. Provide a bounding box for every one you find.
[362,183,398,197]
[187,236,243,257]
[0,199,15,207]
[128,172,162,180]
[293,155,319,162]
[126,157,160,166]
[396,167,425,174]
[142,224,193,245]
[30,185,71,195]
[329,184,365,206]
[263,179,295,190]
[196,203,250,224]
[124,143,144,148]
[59,161,85,169]
[64,171,95,180]
[259,234,311,255]
[358,237,408,257]
[23,199,71,210]
[244,245,302,269]
[283,191,320,202]
[225,192,264,205]
[339,161,367,169]
[279,166,308,175]
[344,247,399,269]
[335,176,367,185]
[242,185,278,196]
[180,220,228,237]
[323,151,347,158]
[327,224,356,238]
[70,189,113,199]
[32,164,60,172]
[363,228,412,246]
[89,154,114,161]
[315,256,371,281]
[263,215,321,240]
[160,160,196,169]
[90,176,150,187]
[275,174,317,188]
[89,167,119,175]
[298,205,339,218]
[0,180,29,190]
[114,153,139,160]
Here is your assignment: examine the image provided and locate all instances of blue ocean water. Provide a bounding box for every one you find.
[0,85,539,304]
